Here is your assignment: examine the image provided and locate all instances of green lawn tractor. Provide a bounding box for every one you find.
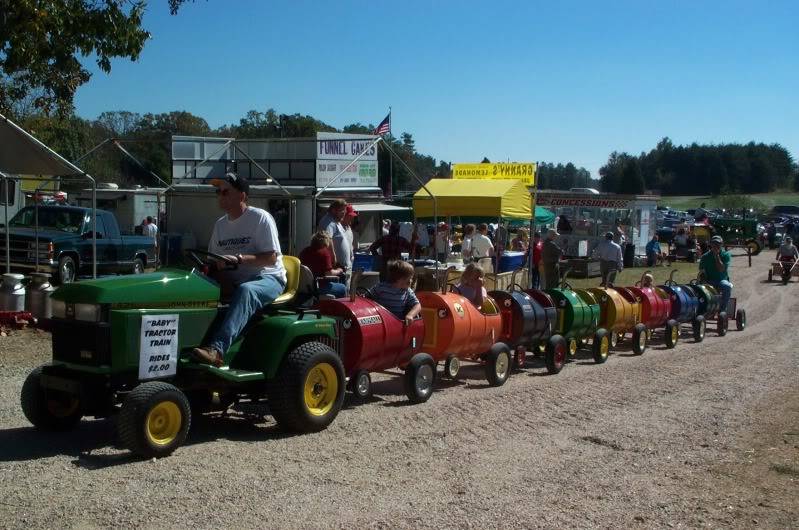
[20,251,345,458]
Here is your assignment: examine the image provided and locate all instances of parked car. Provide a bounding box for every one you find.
[0,205,158,283]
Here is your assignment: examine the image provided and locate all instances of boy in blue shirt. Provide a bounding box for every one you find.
[366,260,421,324]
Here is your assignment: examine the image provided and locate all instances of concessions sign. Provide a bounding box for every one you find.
[453,163,536,186]
[535,196,632,208]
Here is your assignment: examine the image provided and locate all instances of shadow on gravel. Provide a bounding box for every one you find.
[0,419,114,463]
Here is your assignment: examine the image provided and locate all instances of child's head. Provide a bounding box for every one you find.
[461,263,484,285]
[477,223,488,234]
[387,260,415,288]
[464,224,476,236]
[310,230,331,249]
[642,273,654,287]
[516,228,528,241]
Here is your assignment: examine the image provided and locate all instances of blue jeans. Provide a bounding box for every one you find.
[708,280,732,314]
[209,274,286,354]
[319,281,347,298]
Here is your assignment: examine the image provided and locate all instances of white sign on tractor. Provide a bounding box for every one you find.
[139,314,180,380]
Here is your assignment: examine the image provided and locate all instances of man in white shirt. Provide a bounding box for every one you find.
[191,173,287,367]
[593,231,624,287]
[144,216,158,265]
[471,223,495,273]
[318,199,351,271]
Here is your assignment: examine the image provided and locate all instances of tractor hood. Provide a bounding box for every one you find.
[52,269,219,307]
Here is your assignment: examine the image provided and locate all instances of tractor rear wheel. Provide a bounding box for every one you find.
[404,353,435,403]
[736,309,747,331]
[592,329,610,364]
[118,382,191,458]
[664,320,679,349]
[632,324,648,355]
[267,341,345,433]
[21,366,82,431]
[692,316,706,342]
[545,335,567,374]
[484,343,512,386]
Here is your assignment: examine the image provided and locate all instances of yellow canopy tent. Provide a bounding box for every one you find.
[412,178,531,219]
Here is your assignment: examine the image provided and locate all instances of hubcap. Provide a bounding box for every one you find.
[304,363,338,416]
[495,352,510,378]
[46,395,79,419]
[415,364,434,397]
[145,401,182,446]
[671,326,678,343]
[356,373,370,396]
[448,357,460,377]
[600,336,609,357]
[61,262,74,283]
[569,339,578,355]
[639,332,646,349]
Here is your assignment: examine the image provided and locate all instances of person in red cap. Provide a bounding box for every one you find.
[190,172,286,367]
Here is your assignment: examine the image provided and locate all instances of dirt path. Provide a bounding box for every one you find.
[0,252,796,529]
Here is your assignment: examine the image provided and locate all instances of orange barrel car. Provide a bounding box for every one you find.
[416,291,512,386]
[317,297,436,403]
[584,286,648,355]
[489,287,563,374]
[626,275,680,348]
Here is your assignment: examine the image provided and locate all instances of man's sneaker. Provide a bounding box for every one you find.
[190,346,223,367]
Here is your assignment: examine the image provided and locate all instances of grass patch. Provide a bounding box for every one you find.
[564,261,698,290]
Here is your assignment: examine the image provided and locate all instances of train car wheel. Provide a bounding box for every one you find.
[545,335,567,375]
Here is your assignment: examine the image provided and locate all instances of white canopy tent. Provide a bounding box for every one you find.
[0,112,98,277]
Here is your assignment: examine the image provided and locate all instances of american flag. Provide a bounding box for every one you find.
[373,113,390,136]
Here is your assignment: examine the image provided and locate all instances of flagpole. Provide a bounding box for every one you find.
[387,106,393,198]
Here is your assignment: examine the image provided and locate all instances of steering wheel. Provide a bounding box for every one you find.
[183,248,239,271]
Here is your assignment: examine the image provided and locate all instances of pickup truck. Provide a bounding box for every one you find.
[0,205,158,283]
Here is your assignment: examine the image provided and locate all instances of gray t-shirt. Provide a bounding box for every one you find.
[209,207,286,284]
[319,213,352,270]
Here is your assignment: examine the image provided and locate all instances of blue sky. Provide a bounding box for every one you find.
[74,0,799,178]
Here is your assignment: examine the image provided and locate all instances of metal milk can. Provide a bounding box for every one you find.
[0,273,26,312]
[25,272,55,319]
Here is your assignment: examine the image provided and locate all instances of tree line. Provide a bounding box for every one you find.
[599,137,799,195]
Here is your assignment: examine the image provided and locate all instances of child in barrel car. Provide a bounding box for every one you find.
[454,263,488,310]
[365,260,421,325]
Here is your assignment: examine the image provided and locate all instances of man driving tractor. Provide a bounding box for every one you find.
[698,235,732,313]
[191,173,287,366]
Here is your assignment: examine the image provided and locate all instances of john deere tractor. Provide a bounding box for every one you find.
[20,251,345,458]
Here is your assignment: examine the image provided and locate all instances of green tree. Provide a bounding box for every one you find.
[0,0,192,116]
[618,158,645,194]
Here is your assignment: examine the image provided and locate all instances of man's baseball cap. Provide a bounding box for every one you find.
[210,172,249,194]
[345,204,358,217]
[710,235,723,244]
[605,231,614,239]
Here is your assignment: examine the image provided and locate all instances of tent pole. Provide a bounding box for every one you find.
[1,173,8,274]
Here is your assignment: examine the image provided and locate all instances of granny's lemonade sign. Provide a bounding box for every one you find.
[139,314,180,380]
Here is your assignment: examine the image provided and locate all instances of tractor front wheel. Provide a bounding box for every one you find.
[21,366,82,431]
[267,342,345,433]
[118,382,191,458]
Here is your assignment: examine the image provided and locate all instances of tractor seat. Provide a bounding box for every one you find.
[270,255,301,308]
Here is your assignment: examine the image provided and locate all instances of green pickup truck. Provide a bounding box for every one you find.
[0,205,158,283]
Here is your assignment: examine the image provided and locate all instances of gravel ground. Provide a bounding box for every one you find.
[0,252,797,529]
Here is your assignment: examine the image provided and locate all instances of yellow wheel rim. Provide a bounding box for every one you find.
[569,339,578,355]
[304,362,338,417]
[671,326,678,343]
[146,401,182,446]
[600,336,609,356]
